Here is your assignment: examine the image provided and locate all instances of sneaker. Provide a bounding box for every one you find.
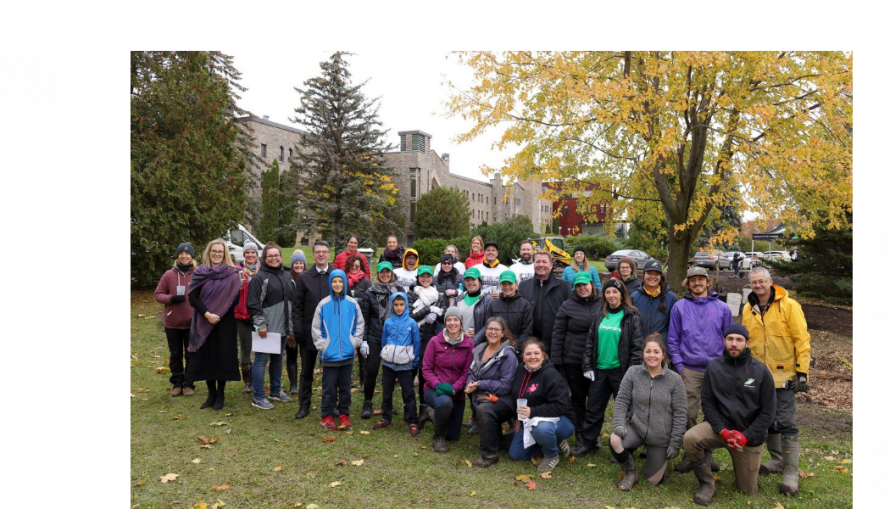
[467,421,479,435]
[320,415,337,430]
[361,401,373,419]
[294,406,309,419]
[538,454,560,472]
[338,414,352,429]
[268,392,292,402]
[171,386,183,397]
[558,439,571,458]
[409,424,420,437]
[182,387,195,396]
[373,419,392,430]
[252,398,274,410]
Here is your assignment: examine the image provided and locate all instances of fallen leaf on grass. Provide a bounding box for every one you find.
[329,481,341,488]
[586,463,596,468]
[515,474,535,482]
[714,475,722,481]
[350,460,365,466]
[835,467,849,474]
[135,480,146,486]
[273,466,282,472]
[209,422,227,427]
[335,459,348,467]
[212,484,229,491]
[131,394,136,398]
[799,470,815,478]
[824,456,836,461]
[323,437,336,442]
[350,388,357,393]
[164,359,170,364]
[345,430,354,435]
[568,456,575,464]
[373,409,383,415]
[210,501,225,509]
[192,458,201,464]
[225,413,233,417]
[225,429,231,435]
[465,459,472,468]
[359,431,371,435]
[132,504,140,509]
[540,471,552,479]
[138,314,146,318]
[200,444,213,449]
[137,388,150,393]
[307,504,319,509]
[197,436,219,445]
[526,480,536,490]
[841,459,851,464]
[172,415,184,420]
[305,472,314,477]
[774,503,785,509]
[160,473,179,483]
[832,450,840,454]
[156,367,169,374]
[469,490,477,497]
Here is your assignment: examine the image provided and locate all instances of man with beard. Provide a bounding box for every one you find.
[476,241,508,296]
[510,240,536,283]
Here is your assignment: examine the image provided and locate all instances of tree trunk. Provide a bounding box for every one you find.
[665,230,695,293]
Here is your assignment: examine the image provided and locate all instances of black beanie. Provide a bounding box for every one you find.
[602,278,626,296]
[573,246,587,256]
[724,323,750,341]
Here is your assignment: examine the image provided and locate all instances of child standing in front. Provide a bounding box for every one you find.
[312,270,365,430]
[373,292,422,435]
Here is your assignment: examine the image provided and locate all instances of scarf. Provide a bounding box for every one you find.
[188,264,241,353]
[382,245,404,264]
[644,285,661,298]
[175,262,194,273]
[346,269,365,288]
[463,288,481,306]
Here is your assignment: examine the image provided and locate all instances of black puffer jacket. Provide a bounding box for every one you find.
[480,293,533,350]
[551,291,603,367]
[581,306,643,375]
[364,281,410,345]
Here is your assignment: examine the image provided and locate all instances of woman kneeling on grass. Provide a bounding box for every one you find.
[509,337,576,473]
[466,316,519,467]
[609,333,686,491]
[312,270,365,430]
[420,307,473,453]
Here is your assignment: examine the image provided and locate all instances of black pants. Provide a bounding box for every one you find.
[382,366,417,423]
[580,367,623,446]
[286,343,299,371]
[298,344,319,409]
[476,398,515,458]
[363,341,383,402]
[165,328,194,389]
[563,364,589,432]
[321,363,353,417]
[413,335,433,404]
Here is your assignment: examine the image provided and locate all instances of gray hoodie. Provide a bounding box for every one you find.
[612,364,686,449]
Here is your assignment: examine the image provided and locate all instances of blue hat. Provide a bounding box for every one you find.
[291,250,307,266]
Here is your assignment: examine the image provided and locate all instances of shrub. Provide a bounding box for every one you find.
[472,215,536,261]
[409,237,448,266]
[565,234,626,259]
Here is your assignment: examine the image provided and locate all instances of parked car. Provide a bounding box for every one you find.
[719,251,750,270]
[224,224,265,264]
[744,252,765,269]
[763,251,791,262]
[604,249,653,271]
[691,249,723,270]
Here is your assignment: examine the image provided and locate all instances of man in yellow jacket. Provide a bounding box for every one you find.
[741,267,811,497]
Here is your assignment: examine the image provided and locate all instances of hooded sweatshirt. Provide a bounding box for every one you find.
[311,269,365,366]
[510,360,575,421]
[380,292,422,371]
[667,292,733,373]
[154,263,196,328]
[422,329,473,401]
[393,248,420,289]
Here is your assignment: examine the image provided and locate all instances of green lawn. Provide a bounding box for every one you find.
[131,290,851,508]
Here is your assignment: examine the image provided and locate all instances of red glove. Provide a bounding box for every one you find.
[719,429,734,443]
[720,429,744,450]
[730,431,747,449]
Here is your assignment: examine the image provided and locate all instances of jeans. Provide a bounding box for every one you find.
[165,328,194,389]
[252,351,283,400]
[424,389,466,441]
[382,366,417,423]
[321,363,353,417]
[509,417,575,459]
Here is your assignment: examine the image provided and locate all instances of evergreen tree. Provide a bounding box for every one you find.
[772,214,852,305]
[415,186,471,240]
[260,159,280,243]
[131,51,249,286]
[283,52,400,252]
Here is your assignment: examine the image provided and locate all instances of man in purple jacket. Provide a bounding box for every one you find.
[667,266,732,473]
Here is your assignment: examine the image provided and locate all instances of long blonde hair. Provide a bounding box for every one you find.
[571,251,590,273]
[201,239,236,267]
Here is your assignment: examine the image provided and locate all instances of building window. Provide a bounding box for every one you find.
[288,148,293,159]
[600,205,605,213]
[279,147,284,161]
[261,144,267,158]
[410,168,417,200]
[487,197,489,204]
[486,211,489,221]
[412,134,425,152]
[472,194,475,202]
[400,135,407,151]
[410,201,416,222]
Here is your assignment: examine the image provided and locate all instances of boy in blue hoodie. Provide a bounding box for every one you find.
[373,292,422,436]
[312,270,365,431]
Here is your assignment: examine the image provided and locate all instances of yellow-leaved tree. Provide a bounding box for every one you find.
[448,51,852,290]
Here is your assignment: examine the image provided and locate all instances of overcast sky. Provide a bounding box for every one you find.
[226,49,511,183]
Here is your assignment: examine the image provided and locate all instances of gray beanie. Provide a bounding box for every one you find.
[444,307,463,323]
[291,250,307,266]
[243,242,259,254]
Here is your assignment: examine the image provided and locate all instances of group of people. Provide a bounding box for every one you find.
[154,235,811,505]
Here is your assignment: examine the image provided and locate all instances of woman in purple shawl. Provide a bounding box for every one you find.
[187,239,242,410]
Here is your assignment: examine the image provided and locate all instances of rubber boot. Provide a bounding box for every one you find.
[692,453,716,506]
[674,455,693,473]
[418,405,434,431]
[287,364,299,395]
[433,418,448,453]
[612,446,638,491]
[240,363,252,394]
[779,436,800,496]
[759,433,784,475]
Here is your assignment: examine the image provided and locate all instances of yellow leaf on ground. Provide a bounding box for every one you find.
[330,481,341,487]
[192,459,201,464]
[307,505,319,509]
[160,473,179,483]
[540,471,552,479]
[799,470,815,478]
[470,491,477,497]
[515,474,535,482]
[359,430,371,435]
[586,463,596,468]
[841,459,851,464]
[774,503,785,509]
[210,500,225,509]
[135,480,146,486]
[350,460,365,466]
[465,459,472,468]
[211,484,229,491]
[273,466,282,472]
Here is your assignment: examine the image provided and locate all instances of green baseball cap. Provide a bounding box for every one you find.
[377,261,393,272]
[464,267,481,280]
[417,265,434,277]
[499,270,517,284]
[572,272,593,286]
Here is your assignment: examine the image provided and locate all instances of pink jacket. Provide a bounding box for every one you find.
[422,331,473,401]
[154,264,195,329]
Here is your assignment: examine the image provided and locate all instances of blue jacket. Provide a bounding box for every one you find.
[311,270,365,364]
[631,285,679,344]
[667,292,732,373]
[380,292,422,370]
[561,265,603,291]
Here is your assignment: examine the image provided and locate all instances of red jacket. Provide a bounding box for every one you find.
[154,264,195,329]
[234,263,258,320]
[334,250,370,280]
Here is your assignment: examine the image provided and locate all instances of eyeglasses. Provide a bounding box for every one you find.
[750,279,770,286]
[266,254,281,259]
[487,328,503,332]
[314,250,329,255]
[210,250,225,255]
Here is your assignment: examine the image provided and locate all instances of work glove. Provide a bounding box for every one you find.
[719,428,735,445]
[583,371,596,381]
[730,431,747,449]
[170,295,186,304]
[666,445,680,459]
[793,372,809,393]
[613,425,627,438]
[360,341,369,358]
[436,382,455,396]
[424,313,437,324]
[430,305,443,315]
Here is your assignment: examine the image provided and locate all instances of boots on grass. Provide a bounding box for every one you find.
[759,433,784,475]
[613,447,638,492]
[200,381,217,410]
[779,435,800,496]
[361,400,373,419]
[418,405,435,431]
[287,363,299,395]
[692,453,716,506]
[240,363,252,394]
[213,381,226,410]
[432,419,448,453]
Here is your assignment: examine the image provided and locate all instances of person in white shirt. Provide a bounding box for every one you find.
[477,241,508,296]
[510,240,536,283]
[393,248,420,289]
[434,245,466,275]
